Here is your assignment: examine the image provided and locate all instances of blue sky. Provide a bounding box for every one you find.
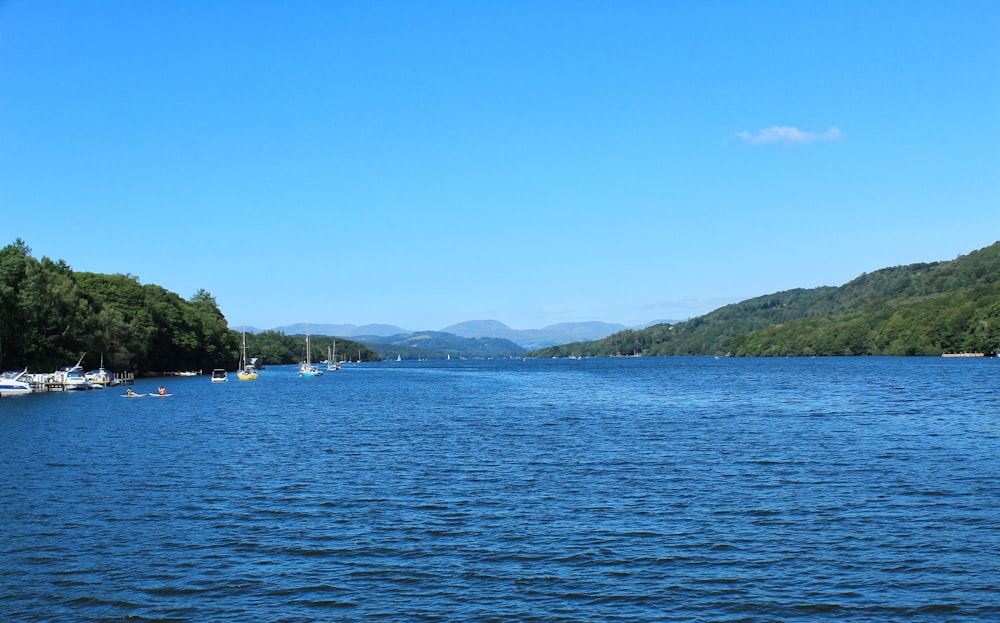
[2,1,998,331]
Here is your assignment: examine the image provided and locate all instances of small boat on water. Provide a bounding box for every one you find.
[85,368,116,388]
[85,355,117,388]
[326,342,340,371]
[237,328,258,380]
[56,354,91,390]
[299,325,323,377]
[60,366,91,390]
[299,363,322,376]
[211,369,228,383]
[0,368,33,397]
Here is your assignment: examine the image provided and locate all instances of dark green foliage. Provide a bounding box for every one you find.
[247,330,379,364]
[0,239,380,372]
[531,241,1000,358]
[6,249,95,370]
[0,239,238,373]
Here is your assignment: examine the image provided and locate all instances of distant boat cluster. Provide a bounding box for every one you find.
[298,325,347,376]
[210,326,347,384]
[1,330,368,398]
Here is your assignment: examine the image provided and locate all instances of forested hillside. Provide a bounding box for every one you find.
[8,237,999,369]
[531,241,1000,358]
[0,240,381,373]
[0,239,238,373]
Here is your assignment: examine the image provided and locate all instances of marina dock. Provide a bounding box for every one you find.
[29,372,135,392]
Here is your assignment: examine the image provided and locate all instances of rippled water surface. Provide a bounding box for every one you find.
[2,357,999,621]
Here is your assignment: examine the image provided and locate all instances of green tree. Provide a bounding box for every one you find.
[2,241,242,372]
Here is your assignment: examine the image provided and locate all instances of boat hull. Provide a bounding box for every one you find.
[0,384,32,397]
[56,363,91,390]
[299,364,323,377]
[1,369,33,396]
[85,368,118,388]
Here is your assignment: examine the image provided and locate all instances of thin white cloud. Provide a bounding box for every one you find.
[737,125,843,146]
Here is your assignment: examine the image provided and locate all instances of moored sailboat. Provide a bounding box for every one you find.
[237,328,258,380]
[85,354,117,388]
[326,340,340,371]
[299,325,323,377]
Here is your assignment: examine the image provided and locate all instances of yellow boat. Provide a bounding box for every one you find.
[237,327,258,380]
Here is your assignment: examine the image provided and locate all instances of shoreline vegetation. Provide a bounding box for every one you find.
[0,239,377,375]
[3,238,999,372]
[529,241,1000,359]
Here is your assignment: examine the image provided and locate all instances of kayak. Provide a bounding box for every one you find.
[121,392,174,398]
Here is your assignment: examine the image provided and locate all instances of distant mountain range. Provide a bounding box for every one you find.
[359,331,525,361]
[439,320,631,349]
[267,323,410,338]
[261,319,647,349]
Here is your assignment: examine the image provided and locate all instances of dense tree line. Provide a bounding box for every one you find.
[0,240,382,373]
[0,239,239,374]
[247,330,378,364]
[531,241,1000,358]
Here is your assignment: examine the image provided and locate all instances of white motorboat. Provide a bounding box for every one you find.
[56,354,91,390]
[0,368,33,397]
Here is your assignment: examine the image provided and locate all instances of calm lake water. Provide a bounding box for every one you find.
[2,357,999,622]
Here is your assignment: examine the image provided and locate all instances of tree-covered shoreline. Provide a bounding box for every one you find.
[8,237,1000,369]
[0,239,237,374]
[531,241,1000,358]
[0,239,378,374]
